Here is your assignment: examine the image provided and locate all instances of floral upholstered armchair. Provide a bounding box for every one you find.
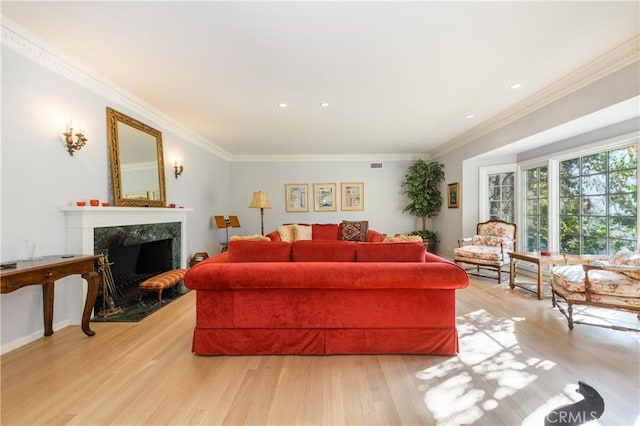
[551,250,640,331]
[454,219,517,283]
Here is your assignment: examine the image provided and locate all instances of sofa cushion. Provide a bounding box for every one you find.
[291,240,357,262]
[228,240,291,262]
[356,242,426,262]
[612,249,640,279]
[340,220,369,242]
[312,223,340,240]
[552,264,640,297]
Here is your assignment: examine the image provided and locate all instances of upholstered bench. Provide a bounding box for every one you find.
[138,269,187,302]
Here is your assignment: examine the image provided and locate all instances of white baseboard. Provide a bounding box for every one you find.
[1,319,71,355]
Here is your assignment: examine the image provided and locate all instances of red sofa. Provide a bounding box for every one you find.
[184,239,469,356]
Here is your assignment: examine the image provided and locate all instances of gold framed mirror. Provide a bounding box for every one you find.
[106,107,167,207]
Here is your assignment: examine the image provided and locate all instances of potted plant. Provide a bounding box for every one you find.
[401,159,445,252]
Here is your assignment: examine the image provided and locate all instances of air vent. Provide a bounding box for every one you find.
[369,162,383,169]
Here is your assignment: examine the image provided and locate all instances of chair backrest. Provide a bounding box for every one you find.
[476,219,517,243]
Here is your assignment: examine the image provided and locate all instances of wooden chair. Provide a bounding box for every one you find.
[454,219,517,283]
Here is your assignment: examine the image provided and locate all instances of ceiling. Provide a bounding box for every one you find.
[2,1,639,158]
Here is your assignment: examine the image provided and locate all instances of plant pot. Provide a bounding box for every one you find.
[424,239,437,253]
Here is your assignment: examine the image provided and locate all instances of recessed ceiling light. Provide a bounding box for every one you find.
[278,103,288,108]
[320,102,330,108]
[510,83,522,89]
[466,114,475,119]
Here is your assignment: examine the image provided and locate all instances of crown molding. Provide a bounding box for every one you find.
[431,35,640,159]
[1,17,233,161]
[231,153,428,162]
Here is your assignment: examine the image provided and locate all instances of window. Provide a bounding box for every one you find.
[488,172,515,222]
[559,145,637,255]
[524,166,548,252]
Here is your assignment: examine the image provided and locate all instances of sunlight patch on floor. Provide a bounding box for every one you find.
[417,309,557,425]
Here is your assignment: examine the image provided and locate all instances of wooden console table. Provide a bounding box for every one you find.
[1,255,101,337]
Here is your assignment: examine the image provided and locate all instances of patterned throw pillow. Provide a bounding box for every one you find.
[383,234,423,243]
[277,224,296,242]
[340,220,369,242]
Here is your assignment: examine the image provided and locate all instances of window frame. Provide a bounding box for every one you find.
[515,132,639,254]
[478,164,516,223]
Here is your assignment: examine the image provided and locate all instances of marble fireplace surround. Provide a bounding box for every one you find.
[61,206,191,320]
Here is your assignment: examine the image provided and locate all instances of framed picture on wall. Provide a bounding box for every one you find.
[313,183,337,212]
[284,183,309,212]
[341,182,365,211]
[448,182,460,208]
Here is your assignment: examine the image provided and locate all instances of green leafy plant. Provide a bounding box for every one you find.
[402,159,445,240]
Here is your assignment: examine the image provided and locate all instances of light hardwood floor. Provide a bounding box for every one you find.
[1,278,638,425]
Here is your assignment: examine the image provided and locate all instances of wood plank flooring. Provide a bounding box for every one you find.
[1,277,638,425]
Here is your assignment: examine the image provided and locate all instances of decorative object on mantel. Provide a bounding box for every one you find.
[76,201,86,206]
[214,215,241,252]
[62,120,87,156]
[173,157,184,179]
[248,191,271,235]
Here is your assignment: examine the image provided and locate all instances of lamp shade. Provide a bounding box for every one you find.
[248,191,271,209]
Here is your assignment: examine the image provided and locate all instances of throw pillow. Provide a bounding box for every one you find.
[312,223,340,240]
[277,224,296,242]
[383,234,423,243]
[340,220,369,242]
[229,234,271,242]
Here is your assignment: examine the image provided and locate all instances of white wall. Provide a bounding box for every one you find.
[433,62,640,259]
[1,47,229,353]
[228,160,423,239]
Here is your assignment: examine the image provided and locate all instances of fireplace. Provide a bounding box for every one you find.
[62,206,190,323]
[93,222,181,312]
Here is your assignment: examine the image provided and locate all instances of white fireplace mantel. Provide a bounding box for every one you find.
[61,206,192,268]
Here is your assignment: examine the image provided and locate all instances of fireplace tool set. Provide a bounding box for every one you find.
[97,254,123,317]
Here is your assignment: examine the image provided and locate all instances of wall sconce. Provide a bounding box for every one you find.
[63,121,87,156]
[173,157,184,179]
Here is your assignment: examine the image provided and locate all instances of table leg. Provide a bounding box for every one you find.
[509,259,515,289]
[81,270,99,337]
[536,261,543,300]
[42,281,54,336]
